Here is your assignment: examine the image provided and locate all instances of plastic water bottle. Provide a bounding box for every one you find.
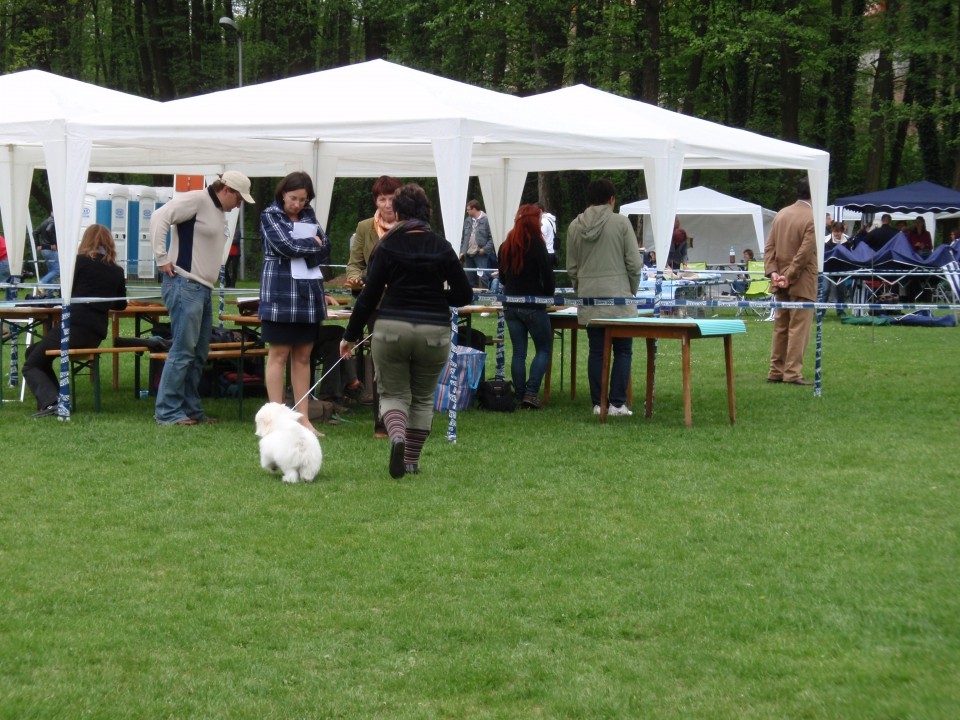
[729,246,736,264]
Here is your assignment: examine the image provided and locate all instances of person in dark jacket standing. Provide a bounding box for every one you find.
[459,199,495,288]
[24,224,127,417]
[498,204,556,408]
[340,184,473,479]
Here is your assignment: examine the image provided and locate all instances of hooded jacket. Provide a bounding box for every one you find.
[566,203,643,324]
[344,220,473,341]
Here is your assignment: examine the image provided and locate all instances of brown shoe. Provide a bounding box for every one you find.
[785,377,813,386]
[521,393,543,409]
[766,376,783,383]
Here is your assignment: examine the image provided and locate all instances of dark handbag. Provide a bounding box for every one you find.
[477,379,516,412]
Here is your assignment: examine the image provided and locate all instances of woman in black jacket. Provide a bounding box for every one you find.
[25,224,127,417]
[497,204,556,409]
[341,184,473,479]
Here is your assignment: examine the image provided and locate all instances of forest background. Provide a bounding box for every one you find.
[2,0,959,273]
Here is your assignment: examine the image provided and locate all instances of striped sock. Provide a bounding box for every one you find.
[381,409,407,443]
[404,428,429,465]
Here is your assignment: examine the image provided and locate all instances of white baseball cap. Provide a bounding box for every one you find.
[220,171,255,204]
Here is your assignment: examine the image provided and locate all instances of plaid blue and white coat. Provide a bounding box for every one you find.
[258,201,330,324]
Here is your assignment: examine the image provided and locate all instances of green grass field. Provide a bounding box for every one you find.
[1,311,958,719]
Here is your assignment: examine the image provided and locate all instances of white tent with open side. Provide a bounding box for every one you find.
[619,185,776,264]
[0,69,162,294]
[62,61,829,274]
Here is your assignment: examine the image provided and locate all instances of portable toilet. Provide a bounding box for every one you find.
[80,183,103,236]
[155,187,175,255]
[105,184,130,274]
[128,185,157,278]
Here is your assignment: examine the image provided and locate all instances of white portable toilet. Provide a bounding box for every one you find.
[80,183,103,237]
[128,185,157,278]
[98,183,130,274]
[154,187,175,256]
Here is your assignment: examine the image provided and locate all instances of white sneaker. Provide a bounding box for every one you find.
[607,404,633,416]
[592,405,602,415]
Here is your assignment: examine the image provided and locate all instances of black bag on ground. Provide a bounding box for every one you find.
[477,379,516,412]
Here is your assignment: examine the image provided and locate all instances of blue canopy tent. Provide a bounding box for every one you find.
[823,232,960,311]
[834,180,960,213]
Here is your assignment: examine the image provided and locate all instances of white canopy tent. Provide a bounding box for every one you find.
[63,62,828,276]
[4,62,831,298]
[521,86,830,272]
[0,70,163,298]
[619,186,776,264]
[65,61,676,263]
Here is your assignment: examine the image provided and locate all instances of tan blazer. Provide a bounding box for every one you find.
[764,200,818,301]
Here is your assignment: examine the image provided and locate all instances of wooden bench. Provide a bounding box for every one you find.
[150,346,269,419]
[45,346,151,412]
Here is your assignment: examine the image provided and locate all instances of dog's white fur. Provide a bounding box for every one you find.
[254,402,322,483]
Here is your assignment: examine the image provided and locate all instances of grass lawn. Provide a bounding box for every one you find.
[1,310,958,719]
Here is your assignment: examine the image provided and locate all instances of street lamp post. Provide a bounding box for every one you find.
[218,16,245,279]
[218,16,242,88]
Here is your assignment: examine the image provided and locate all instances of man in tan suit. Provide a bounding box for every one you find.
[764,177,818,385]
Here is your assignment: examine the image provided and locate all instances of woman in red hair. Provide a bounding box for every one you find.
[497,204,556,409]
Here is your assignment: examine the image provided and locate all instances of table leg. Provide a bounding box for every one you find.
[112,314,121,391]
[544,332,554,403]
[599,328,612,423]
[681,335,692,427]
[570,328,577,400]
[645,338,656,418]
[92,355,102,413]
[724,334,736,424]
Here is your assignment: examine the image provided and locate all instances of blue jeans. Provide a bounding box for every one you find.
[0,259,15,300]
[463,254,490,288]
[504,305,552,397]
[155,275,212,423]
[586,326,632,408]
[39,248,60,288]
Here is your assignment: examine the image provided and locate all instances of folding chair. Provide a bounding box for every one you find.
[737,260,773,320]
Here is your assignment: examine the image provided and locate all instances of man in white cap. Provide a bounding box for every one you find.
[149,171,255,425]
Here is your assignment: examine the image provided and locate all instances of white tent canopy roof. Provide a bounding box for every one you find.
[619,186,776,264]
[3,60,829,300]
[0,70,162,290]
[67,60,675,249]
[521,86,829,270]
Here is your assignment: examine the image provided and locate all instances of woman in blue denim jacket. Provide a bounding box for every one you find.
[259,171,330,435]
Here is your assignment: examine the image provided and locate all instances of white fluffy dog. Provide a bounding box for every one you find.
[254,402,322,483]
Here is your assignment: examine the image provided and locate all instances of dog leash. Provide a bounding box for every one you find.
[293,332,373,412]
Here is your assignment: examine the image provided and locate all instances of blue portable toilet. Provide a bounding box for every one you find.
[105,184,130,275]
[128,185,158,278]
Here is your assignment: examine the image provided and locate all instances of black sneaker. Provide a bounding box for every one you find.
[32,404,57,418]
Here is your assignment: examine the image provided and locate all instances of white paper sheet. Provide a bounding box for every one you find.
[292,222,318,239]
[290,257,323,279]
